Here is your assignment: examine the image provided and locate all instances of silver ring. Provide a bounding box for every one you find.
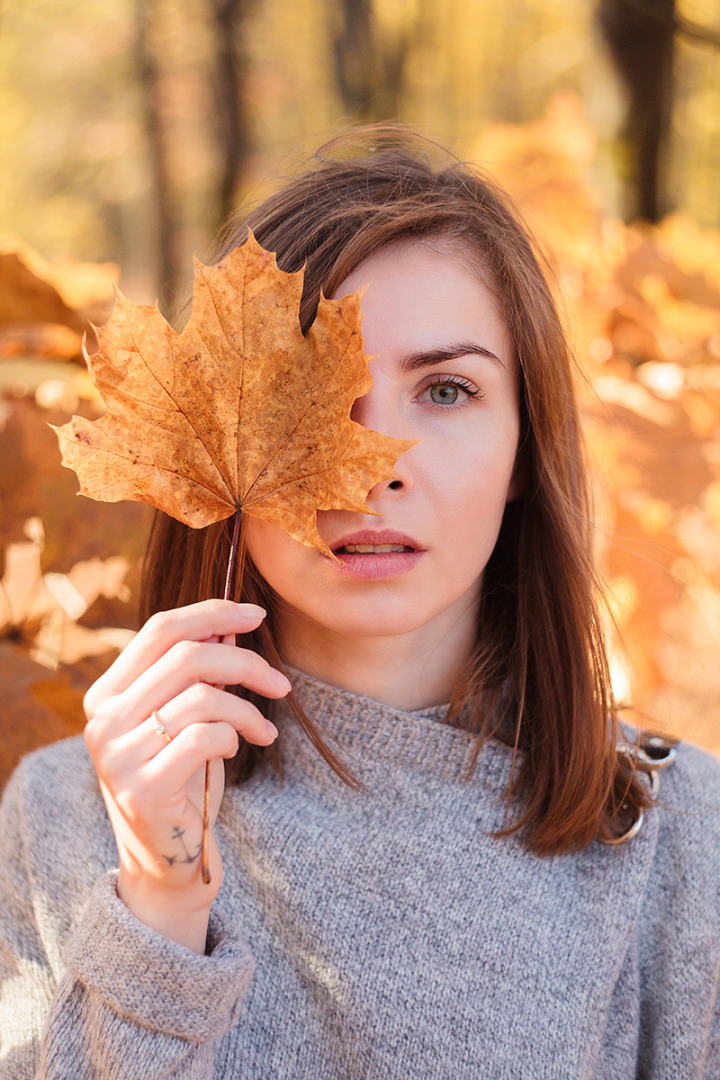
[150,710,172,744]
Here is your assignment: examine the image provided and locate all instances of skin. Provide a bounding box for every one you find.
[84,237,521,952]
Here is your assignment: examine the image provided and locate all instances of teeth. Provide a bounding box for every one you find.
[342,544,412,554]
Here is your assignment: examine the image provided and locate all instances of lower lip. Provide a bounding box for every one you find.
[327,550,424,580]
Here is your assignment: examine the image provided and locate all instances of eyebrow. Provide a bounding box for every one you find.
[400,341,504,372]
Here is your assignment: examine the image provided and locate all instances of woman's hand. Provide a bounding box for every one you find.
[83,599,291,952]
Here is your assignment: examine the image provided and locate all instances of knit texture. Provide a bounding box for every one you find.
[1,668,719,1078]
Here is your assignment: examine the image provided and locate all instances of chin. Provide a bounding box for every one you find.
[288,600,431,642]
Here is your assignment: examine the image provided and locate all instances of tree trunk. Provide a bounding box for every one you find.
[207,0,253,227]
[134,0,184,314]
[597,0,676,222]
[332,0,408,121]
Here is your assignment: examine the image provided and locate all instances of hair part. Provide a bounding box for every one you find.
[142,126,650,855]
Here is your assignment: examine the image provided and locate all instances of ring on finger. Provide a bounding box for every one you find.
[150,710,172,744]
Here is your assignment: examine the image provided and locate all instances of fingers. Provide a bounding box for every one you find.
[152,684,278,744]
[86,600,267,706]
[88,640,288,741]
[141,721,242,798]
[84,598,290,746]
[106,723,240,827]
[108,686,276,781]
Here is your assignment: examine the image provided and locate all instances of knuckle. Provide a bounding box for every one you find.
[183,681,213,710]
[83,706,110,752]
[82,685,100,720]
[232,698,257,730]
[83,722,98,755]
[212,720,239,757]
[182,724,206,756]
[231,645,261,675]
[168,639,201,667]
[146,608,173,637]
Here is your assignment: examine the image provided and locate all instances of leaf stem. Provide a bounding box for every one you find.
[201,509,244,885]
[201,760,212,885]
[223,511,243,603]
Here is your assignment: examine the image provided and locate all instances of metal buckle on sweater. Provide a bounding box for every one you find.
[603,734,677,846]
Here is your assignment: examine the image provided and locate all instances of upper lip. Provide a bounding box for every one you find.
[327,529,423,553]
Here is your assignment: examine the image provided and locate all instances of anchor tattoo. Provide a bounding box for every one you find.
[163,825,202,866]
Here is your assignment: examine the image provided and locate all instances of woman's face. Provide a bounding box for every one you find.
[245,239,521,664]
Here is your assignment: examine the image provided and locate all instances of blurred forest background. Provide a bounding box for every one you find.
[2,0,720,788]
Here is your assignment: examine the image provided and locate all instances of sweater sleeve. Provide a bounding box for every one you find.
[635,742,720,1079]
[0,756,255,1080]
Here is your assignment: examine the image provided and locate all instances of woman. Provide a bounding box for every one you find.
[1,131,718,1078]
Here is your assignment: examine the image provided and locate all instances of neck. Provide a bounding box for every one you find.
[274,608,476,711]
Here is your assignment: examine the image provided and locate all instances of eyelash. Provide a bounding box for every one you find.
[418,375,483,411]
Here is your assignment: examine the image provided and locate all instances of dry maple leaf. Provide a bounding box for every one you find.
[0,237,118,327]
[53,231,413,556]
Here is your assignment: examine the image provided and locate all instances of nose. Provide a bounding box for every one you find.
[351,386,413,499]
[366,472,405,499]
[350,384,377,431]
[350,374,405,435]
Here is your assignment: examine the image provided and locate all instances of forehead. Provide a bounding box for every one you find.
[336,237,512,360]
[339,234,496,293]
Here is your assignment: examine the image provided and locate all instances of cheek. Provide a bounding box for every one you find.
[427,441,518,571]
[431,438,518,516]
[244,518,295,584]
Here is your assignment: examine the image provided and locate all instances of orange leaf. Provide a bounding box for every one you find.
[0,237,118,334]
[53,232,413,556]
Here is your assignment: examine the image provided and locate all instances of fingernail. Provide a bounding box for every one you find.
[265,719,279,740]
[239,603,266,617]
[272,669,292,693]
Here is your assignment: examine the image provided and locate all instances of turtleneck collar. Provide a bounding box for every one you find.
[273,665,514,789]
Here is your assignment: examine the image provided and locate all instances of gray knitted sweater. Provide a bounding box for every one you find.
[1,669,720,1079]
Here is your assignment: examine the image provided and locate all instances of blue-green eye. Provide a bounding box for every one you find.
[429,383,460,405]
[421,377,479,407]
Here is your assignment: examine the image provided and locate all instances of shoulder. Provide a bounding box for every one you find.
[642,738,720,922]
[653,738,720,835]
[625,741,720,1065]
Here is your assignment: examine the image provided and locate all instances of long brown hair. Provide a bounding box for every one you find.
[141,127,649,854]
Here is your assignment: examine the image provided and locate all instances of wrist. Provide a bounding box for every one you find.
[117,864,218,953]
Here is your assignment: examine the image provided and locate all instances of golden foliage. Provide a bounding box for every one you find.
[0,517,133,788]
[477,95,720,750]
[0,237,118,362]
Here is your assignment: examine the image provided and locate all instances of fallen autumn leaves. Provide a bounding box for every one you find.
[0,244,149,787]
